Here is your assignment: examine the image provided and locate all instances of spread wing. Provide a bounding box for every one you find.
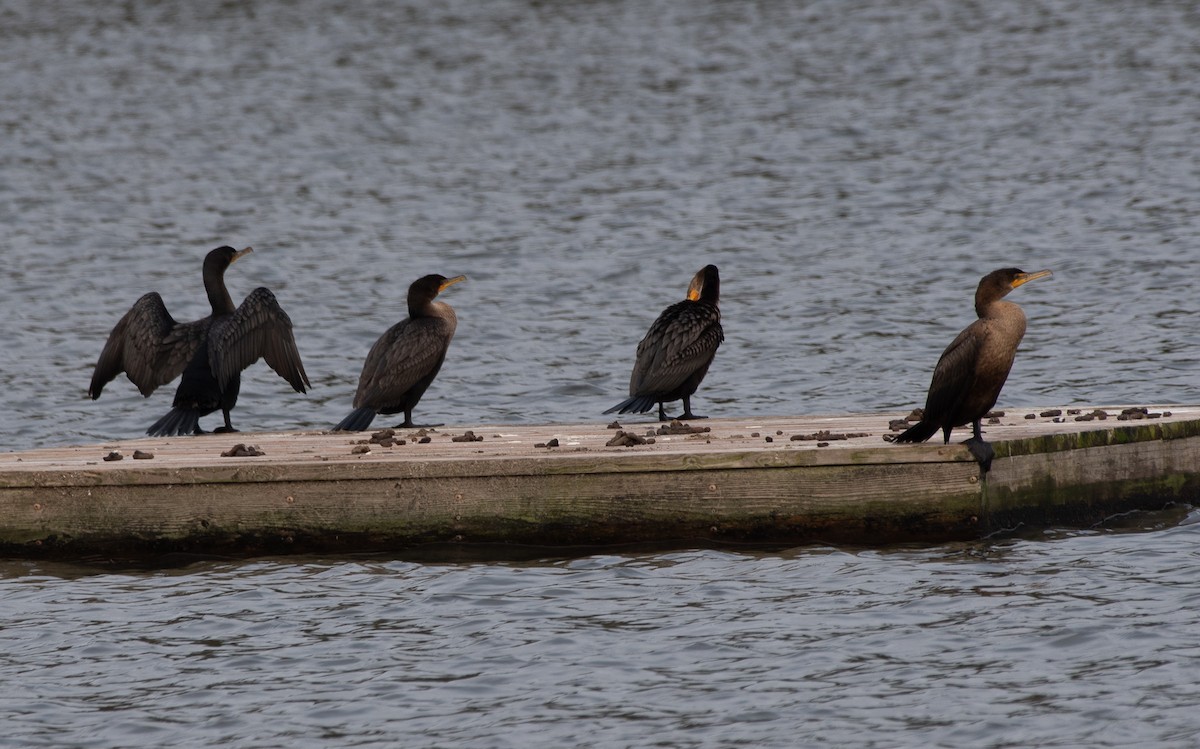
[921,322,983,424]
[630,301,724,395]
[209,287,311,393]
[353,317,455,409]
[88,292,208,399]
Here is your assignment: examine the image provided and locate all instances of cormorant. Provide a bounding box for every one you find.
[604,264,724,421]
[894,267,1052,468]
[333,274,466,432]
[89,246,311,436]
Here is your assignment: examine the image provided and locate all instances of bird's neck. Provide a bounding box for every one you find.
[978,299,1026,325]
[409,299,448,319]
[977,297,1009,318]
[204,269,237,317]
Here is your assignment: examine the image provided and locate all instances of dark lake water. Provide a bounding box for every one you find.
[5,517,1200,749]
[3,0,1200,746]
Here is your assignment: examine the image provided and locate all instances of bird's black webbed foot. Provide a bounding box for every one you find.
[396,421,444,428]
[671,397,709,422]
[215,411,238,434]
[963,437,995,473]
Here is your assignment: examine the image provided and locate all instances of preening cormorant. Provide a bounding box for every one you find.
[894,267,1052,468]
[604,264,724,421]
[89,246,311,436]
[332,274,466,432]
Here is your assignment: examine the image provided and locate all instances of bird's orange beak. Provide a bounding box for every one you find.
[439,275,466,292]
[1012,269,1052,288]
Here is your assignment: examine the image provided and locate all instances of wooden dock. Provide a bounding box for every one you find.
[2,405,1199,559]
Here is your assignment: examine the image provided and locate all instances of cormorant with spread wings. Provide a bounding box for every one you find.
[89,246,311,436]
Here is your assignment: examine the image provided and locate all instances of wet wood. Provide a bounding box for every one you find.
[1,405,1197,557]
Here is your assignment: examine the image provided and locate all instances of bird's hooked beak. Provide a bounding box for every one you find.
[231,247,254,264]
[1012,269,1052,288]
[439,275,467,292]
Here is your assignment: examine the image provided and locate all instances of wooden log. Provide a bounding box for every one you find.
[0,406,1196,558]
[985,417,1200,532]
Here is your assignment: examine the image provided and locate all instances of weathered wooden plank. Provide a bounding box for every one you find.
[1,460,984,553]
[984,429,1200,532]
[1,406,1196,557]
[0,443,977,489]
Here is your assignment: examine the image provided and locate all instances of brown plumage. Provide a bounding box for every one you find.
[895,267,1052,454]
[333,274,465,432]
[604,264,724,421]
[89,246,310,436]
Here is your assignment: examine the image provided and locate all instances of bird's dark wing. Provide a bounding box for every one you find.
[210,287,310,393]
[630,301,723,395]
[921,322,983,425]
[89,292,208,399]
[353,318,454,409]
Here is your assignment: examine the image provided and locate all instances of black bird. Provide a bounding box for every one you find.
[333,274,466,432]
[89,246,311,436]
[604,264,724,421]
[895,267,1052,467]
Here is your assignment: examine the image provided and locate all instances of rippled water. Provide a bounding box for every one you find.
[4,1,1200,746]
[1,0,1198,449]
[4,511,1200,749]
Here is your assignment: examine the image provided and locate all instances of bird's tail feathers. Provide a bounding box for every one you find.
[603,395,657,415]
[333,407,378,432]
[893,420,939,444]
[147,408,201,437]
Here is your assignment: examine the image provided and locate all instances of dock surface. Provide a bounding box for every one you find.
[2,405,1198,558]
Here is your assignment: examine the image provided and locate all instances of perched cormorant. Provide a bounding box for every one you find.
[894,267,1052,468]
[89,246,311,436]
[604,264,724,421]
[333,274,466,432]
